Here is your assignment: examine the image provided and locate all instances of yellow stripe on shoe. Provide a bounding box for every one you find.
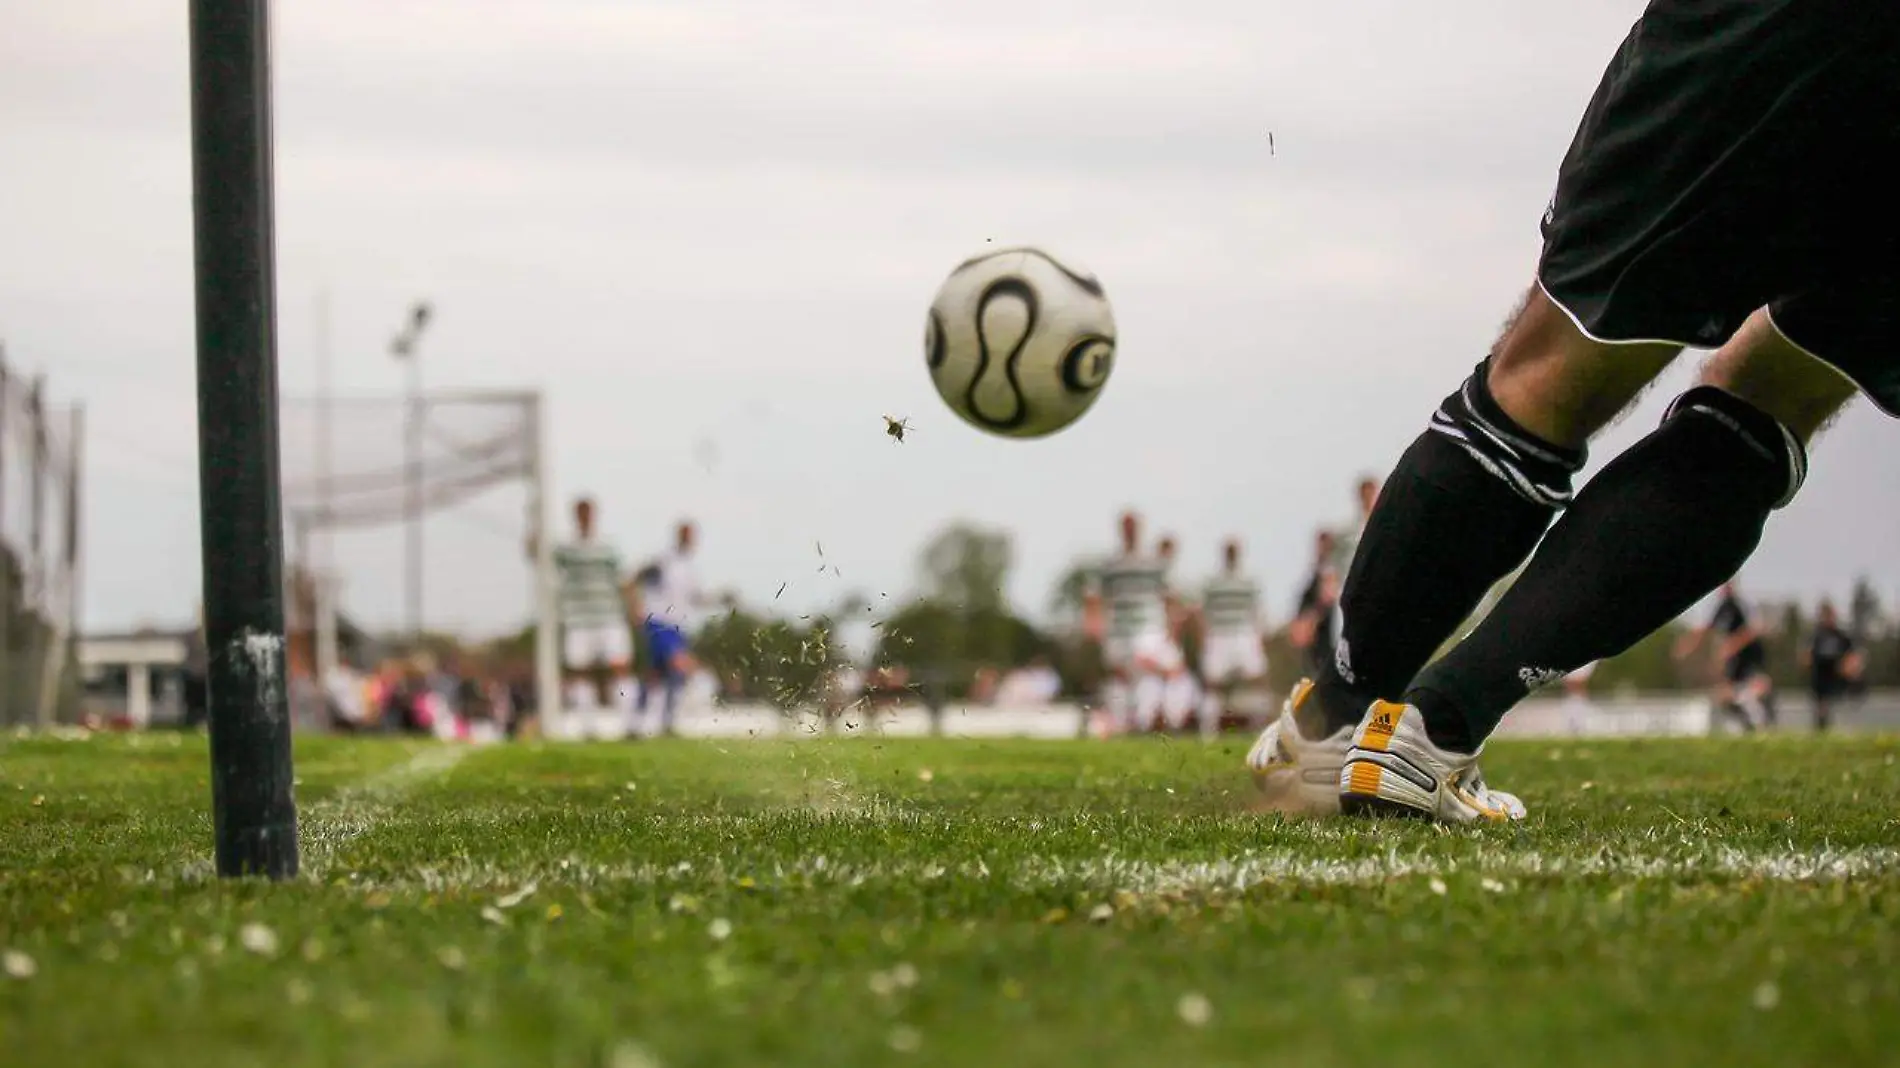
[1338,701,1438,819]
[1339,699,1528,823]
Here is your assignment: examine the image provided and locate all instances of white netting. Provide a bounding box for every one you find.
[276,391,544,640]
[0,365,81,726]
[275,388,557,731]
[278,393,535,529]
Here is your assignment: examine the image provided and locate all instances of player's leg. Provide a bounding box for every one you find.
[654,626,688,736]
[1096,638,1129,737]
[1303,282,1679,741]
[1240,639,1269,736]
[1131,650,1165,734]
[561,627,602,731]
[1196,640,1223,733]
[1743,667,1778,730]
[1102,669,1131,738]
[604,623,636,738]
[1123,634,1158,733]
[1157,640,1193,733]
[1709,673,1749,734]
[1164,670,1197,735]
[1369,311,1859,816]
[1198,638,1233,739]
[1723,668,1762,733]
[1336,0,1898,819]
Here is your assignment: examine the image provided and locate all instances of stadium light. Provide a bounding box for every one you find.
[189,0,298,878]
[390,300,432,643]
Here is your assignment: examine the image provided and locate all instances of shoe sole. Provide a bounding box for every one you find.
[1337,750,1440,820]
[1338,791,1432,820]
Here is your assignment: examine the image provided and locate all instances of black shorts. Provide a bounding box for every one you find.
[1538,0,1900,416]
[1723,644,1768,686]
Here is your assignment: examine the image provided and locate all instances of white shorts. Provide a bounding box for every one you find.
[1105,630,1178,674]
[1201,631,1267,683]
[562,622,633,671]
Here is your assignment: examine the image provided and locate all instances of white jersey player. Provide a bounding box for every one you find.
[1084,511,1171,735]
[1199,538,1268,734]
[1153,536,1199,732]
[553,496,633,725]
[633,520,707,737]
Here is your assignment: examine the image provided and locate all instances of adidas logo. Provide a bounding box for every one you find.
[1517,665,1566,691]
[1366,707,1397,737]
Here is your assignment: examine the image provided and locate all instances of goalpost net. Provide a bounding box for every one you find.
[275,389,558,726]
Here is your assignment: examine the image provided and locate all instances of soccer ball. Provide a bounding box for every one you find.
[924,246,1116,438]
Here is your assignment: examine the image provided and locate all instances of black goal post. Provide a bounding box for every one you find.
[189,0,299,879]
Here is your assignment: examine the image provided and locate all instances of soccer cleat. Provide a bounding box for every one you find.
[1245,679,1355,816]
[1337,700,1527,823]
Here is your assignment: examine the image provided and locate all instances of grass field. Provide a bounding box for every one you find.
[3,730,1899,1067]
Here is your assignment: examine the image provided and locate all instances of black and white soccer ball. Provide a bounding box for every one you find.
[924,246,1116,439]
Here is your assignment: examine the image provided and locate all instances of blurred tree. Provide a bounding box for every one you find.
[1048,560,1098,620]
[1590,622,1693,693]
[918,522,1011,612]
[1850,577,1882,643]
[870,522,1052,700]
[695,604,835,710]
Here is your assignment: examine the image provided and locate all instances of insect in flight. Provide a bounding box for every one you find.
[883,415,912,443]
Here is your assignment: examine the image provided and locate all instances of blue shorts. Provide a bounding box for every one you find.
[644,619,689,671]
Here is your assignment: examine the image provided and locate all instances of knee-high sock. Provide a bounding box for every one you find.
[1307,360,1583,734]
[1407,387,1806,751]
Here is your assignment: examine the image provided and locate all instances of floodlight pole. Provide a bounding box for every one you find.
[189,0,298,879]
[391,302,431,645]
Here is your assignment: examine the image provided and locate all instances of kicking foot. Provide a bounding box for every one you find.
[1245,679,1354,816]
[1338,700,1526,823]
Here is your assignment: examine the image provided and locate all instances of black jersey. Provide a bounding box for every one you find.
[1809,624,1857,695]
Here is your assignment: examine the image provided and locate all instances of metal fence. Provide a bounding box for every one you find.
[0,347,83,727]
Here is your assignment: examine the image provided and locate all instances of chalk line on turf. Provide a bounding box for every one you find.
[323,843,1900,898]
[296,745,470,880]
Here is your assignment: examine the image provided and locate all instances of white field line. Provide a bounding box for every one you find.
[297,746,469,879]
[339,844,1900,898]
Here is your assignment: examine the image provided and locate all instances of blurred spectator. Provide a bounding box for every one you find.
[969,666,1001,705]
[996,656,1063,706]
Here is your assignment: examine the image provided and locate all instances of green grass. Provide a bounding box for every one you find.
[3,731,1899,1068]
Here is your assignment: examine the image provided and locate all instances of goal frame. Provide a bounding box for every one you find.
[283,387,561,734]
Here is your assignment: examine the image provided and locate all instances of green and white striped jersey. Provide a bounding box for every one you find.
[1202,572,1261,634]
[1096,553,1169,639]
[553,538,625,628]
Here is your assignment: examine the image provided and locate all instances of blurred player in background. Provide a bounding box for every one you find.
[1801,599,1862,732]
[1676,581,1777,733]
[1333,476,1382,577]
[1287,528,1341,679]
[553,497,634,734]
[635,519,707,737]
[1324,476,1381,668]
[1255,0,1899,822]
[1083,511,1170,736]
[1199,538,1268,737]
[1153,535,1198,732]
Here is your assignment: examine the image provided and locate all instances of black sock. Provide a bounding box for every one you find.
[1407,387,1805,751]
[1305,360,1581,735]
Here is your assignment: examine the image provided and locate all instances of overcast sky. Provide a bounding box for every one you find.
[3,0,1895,638]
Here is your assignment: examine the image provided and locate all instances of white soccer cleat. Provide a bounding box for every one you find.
[1246,679,1354,816]
[1337,700,1527,823]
